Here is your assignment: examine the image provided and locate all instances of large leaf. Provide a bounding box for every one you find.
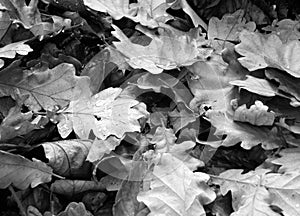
[0,63,90,111]
[206,110,282,149]
[235,30,300,78]
[58,87,148,139]
[137,153,216,216]
[0,150,53,190]
[111,24,208,74]
[212,168,300,216]
[83,0,173,28]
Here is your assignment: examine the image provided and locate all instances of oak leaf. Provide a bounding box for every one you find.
[235,30,300,78]
[0,150,53,190]
[58,87,148,139]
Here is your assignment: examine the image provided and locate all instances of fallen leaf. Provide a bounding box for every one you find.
[0,150,53,190]
[213,168,300,216]
[271,148,300,174]
[0,10,11,41]
[206,110,282,149]
[58,87,148,139]
[265,68,300,104]
[263,19,300,43]
[233,100,275,126]
[51,180,106,198]
[41,140,92,177]
[57,202,93,216]
[208,9,256,41]
[230,75,278,97]
[0,63,90,111]
[235,30,300,78]
[0,40,32,68]
[137,153,216,216]
[86,136,121,162]
[111,24,206,74]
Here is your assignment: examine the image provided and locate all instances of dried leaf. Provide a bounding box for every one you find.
[51,180,106,197]
[41,140,92,177]
[57,202,93,216]
[206,110,282,149]
[213,168,300,216]
[208,9,256,41]
[263,19,300,43]
[83,0,173,28]
[149,126,177,152]
[0,63,90,111]
[169,104,198,133]
[58,87,148,139]
[137,153,216,216]
[0,40,33,68]
[0,150,53,190]
[0,105,37,141]
[235,30,300,78]
[111,24,205,74]
[230,75,278,97]
[86,136,121,162]
[233,101,275,126]
[271,148,300,174]
[265,68,300,104]
[0,10,11,40]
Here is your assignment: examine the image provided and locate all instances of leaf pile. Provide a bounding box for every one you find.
[0,0,300,216]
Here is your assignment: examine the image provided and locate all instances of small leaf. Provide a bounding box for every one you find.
[0,150,53,190]
[233,101,275,126]
[57,202,93,216]
[0,40,33,68]
[230,75,278,97]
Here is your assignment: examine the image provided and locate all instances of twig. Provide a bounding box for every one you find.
[8,185,27,216]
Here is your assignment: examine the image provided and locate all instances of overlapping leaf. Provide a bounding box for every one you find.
[41,140,92,177]
[83,0,173,28]
[0,150,53,190]
[213,168,300,216]
[137,153,216,216]
[208,10,256,41]
[58,87,149,139]
[233,101,275,126]
[0,63,90,111]
[111,24,208,74]
[0,41,33,68]
[235,30,300,78]
[206,110,282,149]
[263,19,300,43]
